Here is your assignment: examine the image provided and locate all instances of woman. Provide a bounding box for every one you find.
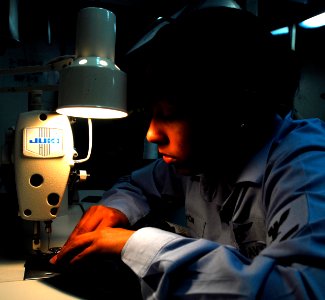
[51,1,325,299]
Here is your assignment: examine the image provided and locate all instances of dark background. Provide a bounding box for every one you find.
[1,0,325,190]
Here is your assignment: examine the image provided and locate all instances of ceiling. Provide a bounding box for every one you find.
[1,0,325,64]
[257,0,325,29]
[0,0,190,59]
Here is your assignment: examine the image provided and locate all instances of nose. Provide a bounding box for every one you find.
[146,119,167,145]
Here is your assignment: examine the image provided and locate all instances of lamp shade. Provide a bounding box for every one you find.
[57,7,127,119]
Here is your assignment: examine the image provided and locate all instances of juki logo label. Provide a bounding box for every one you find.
[29,137,61,144]
[24,127,64,158]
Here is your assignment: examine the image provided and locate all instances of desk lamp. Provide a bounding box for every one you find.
[14,7,127,256]
[57,7,127,119]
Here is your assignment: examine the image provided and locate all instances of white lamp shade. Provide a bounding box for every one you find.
[57,56,127,119]
[57,7,127,119]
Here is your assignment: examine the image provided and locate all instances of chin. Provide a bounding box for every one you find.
[174,164,197,176]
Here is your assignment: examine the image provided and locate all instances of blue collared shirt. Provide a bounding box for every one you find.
[100,112,325,299]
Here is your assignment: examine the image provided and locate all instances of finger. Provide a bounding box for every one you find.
[55,233,93,264]
[69,210,102,236]
[69,244,97,265]
[68,205,120,238]
[63,210,106,247]
[49,254,57,264]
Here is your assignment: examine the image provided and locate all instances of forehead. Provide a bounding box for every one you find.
[150,97,182,114]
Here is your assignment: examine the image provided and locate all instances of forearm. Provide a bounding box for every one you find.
[121,227,325,300]
[99,159,183,226]
[100,182,151,226]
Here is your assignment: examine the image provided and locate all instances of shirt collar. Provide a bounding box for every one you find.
[235,114,284,185]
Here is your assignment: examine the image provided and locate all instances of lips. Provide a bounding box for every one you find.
[161,154,177,164]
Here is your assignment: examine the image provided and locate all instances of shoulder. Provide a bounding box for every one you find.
[272,113,325,152]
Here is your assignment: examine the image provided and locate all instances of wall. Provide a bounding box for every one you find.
[294,25,325,120]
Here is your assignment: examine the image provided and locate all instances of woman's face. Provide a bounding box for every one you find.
[146,99,198,175]
[145,97,246,177]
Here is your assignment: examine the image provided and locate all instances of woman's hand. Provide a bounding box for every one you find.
[50,227,135,265]
[49,205,131,265]
[67,205,130,236]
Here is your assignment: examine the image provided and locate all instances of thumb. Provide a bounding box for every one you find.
[49,254,57,264]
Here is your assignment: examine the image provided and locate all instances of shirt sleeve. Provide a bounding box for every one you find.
[99,159,182,226]
[121,227,270,299]
[122,225,325,299]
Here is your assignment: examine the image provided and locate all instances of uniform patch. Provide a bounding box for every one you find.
[267,198,307,244]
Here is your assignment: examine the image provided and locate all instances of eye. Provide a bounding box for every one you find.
[150,98,186,122]
[155,109,181,122]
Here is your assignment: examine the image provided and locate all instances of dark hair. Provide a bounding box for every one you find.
[126,5,300,121]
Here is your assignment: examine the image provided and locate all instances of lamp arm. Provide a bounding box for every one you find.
[73,118,92,164]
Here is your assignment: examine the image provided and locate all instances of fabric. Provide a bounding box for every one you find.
[100,112,325,299]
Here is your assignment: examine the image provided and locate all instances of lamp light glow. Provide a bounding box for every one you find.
[57,7,127,119]
[271,27,289,35]
[56,106,127,119]
[299,12,325,28]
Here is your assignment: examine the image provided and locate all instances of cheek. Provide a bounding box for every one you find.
[188,122,213,156]
[172,123,193,157]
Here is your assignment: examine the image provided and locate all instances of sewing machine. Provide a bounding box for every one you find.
[8,6,127,280]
